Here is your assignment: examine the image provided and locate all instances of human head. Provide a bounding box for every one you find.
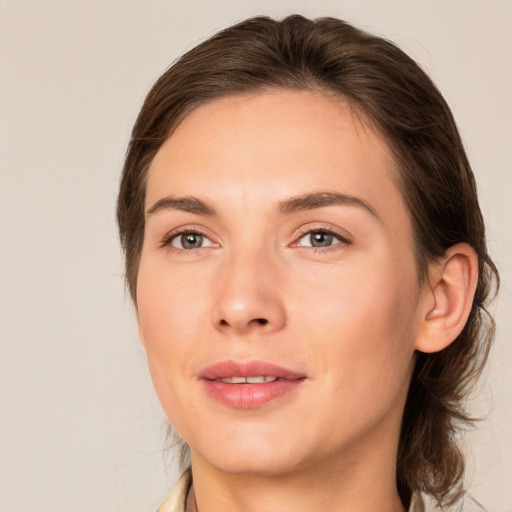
[117,15,498,508]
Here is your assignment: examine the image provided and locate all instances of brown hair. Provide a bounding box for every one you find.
[117,15,498,509]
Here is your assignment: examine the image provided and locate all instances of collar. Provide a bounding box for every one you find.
[157,471,423,512]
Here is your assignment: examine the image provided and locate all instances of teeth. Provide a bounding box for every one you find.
[247,376,277,384]
[225,377,246,384]
[216,376,278,384]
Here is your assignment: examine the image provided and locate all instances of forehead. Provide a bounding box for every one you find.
[147,90,411,237]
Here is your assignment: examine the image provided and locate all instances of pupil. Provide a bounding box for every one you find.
[311,232,332,247]
[182,233,202,248]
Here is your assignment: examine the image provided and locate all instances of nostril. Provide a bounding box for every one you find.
[217,317,270,328]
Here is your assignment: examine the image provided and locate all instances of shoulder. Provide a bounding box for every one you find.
[156,471,423,512]
[156,471,192,512]
[408,493,425,512]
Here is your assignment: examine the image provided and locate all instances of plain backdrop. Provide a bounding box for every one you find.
[1,1,511,510]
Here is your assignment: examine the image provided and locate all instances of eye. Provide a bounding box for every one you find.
[296,230,349,248]
[168,231,215,250]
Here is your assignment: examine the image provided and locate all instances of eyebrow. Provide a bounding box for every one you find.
[146,191,379,219]
[278,191,379,219]
[146,196,217,217]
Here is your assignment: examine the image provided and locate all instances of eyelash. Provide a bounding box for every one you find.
[159,226,352,253]
[293,227,352,252]
[159,228,212,250]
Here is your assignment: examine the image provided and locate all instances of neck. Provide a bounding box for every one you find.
[187,433,407,512]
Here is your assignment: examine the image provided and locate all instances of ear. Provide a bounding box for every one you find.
[415,243,478,354]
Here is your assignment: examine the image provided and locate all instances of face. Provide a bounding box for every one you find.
[137,90,424,477]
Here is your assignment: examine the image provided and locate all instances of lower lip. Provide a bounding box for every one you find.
[202,379,304,408]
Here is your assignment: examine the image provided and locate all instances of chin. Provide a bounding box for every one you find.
[189,426,311,477]
[197,451,304,477]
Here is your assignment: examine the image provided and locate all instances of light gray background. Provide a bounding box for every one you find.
[1,1,510,510]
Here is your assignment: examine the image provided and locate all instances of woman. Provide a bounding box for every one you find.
[117,15,498,511]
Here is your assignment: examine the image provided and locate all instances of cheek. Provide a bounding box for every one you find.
[292,256,419,393]
[136,276,207,439]
[138,255,207,340]
[136,262,208,397]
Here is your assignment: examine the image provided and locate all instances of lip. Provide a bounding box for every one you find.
[199,360,306,409]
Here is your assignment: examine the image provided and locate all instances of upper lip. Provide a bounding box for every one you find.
[199,360,306,380]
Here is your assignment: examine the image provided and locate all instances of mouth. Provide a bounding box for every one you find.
[199,360,306,409]
[214,376,279,384]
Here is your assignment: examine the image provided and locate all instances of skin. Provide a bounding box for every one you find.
[136,90,458,512]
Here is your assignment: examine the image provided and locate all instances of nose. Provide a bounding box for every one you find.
[211,250,286,336]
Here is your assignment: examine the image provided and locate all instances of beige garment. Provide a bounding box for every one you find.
[156,471,423,512]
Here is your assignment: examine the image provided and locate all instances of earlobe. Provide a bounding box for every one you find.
[415,243,478,354]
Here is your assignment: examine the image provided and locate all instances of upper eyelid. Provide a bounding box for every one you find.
[162,224,214,237]
[294,232,351,249]
[159,225,216,248]
[294,224,352,243]
[157,222,352,247]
